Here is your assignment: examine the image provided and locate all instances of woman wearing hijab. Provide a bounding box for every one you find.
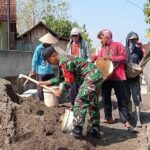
[125,32,143,127]
[66,27,89,106]
[92,29,137,132]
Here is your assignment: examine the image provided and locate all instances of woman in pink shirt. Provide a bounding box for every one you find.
[96,29,136,132]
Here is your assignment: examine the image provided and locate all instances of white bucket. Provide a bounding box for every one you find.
[61,109,74,133]
[61,109,89,136]
[43,86,59,107]
[18,89,38,98]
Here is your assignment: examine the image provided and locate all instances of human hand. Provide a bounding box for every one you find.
[30,70,35,76]
[90,53,97,62]
[103,55,111,60]
[54,89,62,97]
[64,77,70,83]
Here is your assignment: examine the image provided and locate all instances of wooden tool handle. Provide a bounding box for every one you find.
[23,74,32,86]
[20,74,56,93]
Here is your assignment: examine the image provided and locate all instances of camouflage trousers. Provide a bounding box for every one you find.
[73,68,102,127]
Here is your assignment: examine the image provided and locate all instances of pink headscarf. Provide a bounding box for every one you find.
[97,29,112,39]
[97,29,113,46]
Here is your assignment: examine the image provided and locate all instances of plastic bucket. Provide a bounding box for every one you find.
[61,109,74,133]
[43,87,59,107]
[19,89,37,98]
[61,109,89,136]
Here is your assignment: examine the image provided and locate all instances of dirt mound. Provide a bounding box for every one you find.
[0,78,92,150]
[6,99,91,150]
[1,78,150,150]
[0,78,19,146]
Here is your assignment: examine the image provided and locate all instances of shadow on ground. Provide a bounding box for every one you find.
[84,125,137,147]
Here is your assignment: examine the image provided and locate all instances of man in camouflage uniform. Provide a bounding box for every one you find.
[40,46,103,139]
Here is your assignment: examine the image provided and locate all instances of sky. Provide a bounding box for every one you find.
[69,0,150,48]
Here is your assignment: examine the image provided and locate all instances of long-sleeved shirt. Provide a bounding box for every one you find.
[50,55,102,90]
[66,40,89,59]
[125,32,144,81]
[97,41,127,81]
[32,44,54,75]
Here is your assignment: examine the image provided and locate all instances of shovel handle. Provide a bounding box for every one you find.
[23,74,32,86]
[19,74,56,93]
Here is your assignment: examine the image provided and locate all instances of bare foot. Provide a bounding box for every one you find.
[125,122,139,133]
[101,118,113,124]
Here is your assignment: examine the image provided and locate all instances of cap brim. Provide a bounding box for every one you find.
[129,35,138,40]
[71,34,80,36]
[129,37,138,40]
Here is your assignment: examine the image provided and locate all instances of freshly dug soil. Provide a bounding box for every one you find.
[0,78,150,150]
[0,78,92,150]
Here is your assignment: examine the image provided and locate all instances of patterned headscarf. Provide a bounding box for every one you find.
[97,29,113,46]
[97,29,112,39]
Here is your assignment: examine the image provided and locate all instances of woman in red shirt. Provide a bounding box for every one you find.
[95,29,136,132]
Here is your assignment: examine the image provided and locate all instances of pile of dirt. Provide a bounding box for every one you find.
[1,78,150,150]
[0,78,92,150]
[0,78,19,146]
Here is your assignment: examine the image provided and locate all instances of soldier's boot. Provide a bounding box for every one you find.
[90,124,101,139]
[72,125,82,138]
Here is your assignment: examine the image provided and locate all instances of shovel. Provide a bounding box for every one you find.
[23,73,32,87]
[18,74,56,93]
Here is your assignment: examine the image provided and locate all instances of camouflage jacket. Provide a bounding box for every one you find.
[50,55,100,89]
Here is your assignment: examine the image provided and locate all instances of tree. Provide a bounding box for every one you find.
[16,0,93,47]
[44,16,93,48]
[16,0,70,34]
[144,0,150,37]
[44,15,73,39]
[81,24,93,49]
[17,0,40,33]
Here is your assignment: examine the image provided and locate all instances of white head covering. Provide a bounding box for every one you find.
[70,27,81,36]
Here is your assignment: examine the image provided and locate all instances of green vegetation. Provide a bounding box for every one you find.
[144,0,150,37]
[16,0,93,48]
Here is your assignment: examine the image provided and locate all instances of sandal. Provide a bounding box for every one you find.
[127,126,139,133]
[101,119,113,124]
